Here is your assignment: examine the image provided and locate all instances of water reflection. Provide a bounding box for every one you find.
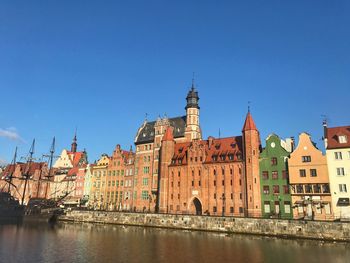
[0,222,349,263]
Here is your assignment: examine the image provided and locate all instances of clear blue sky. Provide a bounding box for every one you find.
[0,1,349,164]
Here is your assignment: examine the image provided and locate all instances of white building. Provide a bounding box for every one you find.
[324,122,350,220]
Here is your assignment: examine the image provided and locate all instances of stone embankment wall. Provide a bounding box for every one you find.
[60,211,350,242]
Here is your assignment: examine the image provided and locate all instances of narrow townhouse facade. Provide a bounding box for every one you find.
[105,144,134,211]
[90,154,109,209]
[324,123,350,220]
[289,132,332,220]
[259,134,293,219]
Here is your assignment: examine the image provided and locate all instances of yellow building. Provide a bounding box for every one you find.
[89,154,109,210]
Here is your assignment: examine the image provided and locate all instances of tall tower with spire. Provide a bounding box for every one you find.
[184,80,202,141]
[71,130,77,153]
[242,109,262,217]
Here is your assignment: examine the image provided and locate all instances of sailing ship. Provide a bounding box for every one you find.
[0,147,25,223]
[0,139,63,224]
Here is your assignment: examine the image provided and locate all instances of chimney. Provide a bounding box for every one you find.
[290,136,295,152]
[208,136,214,149]
[323,120,328,148]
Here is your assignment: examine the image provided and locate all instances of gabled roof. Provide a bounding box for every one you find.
[326,126,350,149]
[242,111,257,131]
[135,116,186,144]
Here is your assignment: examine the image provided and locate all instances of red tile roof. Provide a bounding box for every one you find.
[170,136,243,166]
[242,111,257,131]
[326,126,350,149]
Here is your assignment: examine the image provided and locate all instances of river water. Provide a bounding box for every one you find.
[0,222,349,263]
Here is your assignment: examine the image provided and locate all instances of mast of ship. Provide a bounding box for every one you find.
[6,147,18,194]
[21,139,35,205]
[44,137,56,199]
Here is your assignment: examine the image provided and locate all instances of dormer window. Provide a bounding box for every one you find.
[339,135,347,143]
[228,154,234,160]
[220,155,225,161]
[212,155,218,161]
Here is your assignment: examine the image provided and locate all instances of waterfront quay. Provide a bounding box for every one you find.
[60,210,350,242]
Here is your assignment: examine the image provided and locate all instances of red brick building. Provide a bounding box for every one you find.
[133,84,261,217]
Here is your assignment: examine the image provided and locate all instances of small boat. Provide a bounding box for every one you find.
[0,192,25,223]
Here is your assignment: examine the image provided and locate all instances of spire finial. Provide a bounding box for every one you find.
[248,101,251,113]
[192,72,195,89]
[145,113,148,122]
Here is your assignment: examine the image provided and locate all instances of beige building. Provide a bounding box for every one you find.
[90,154,109,209]
[289,132,332,220]
[324,123,350,220]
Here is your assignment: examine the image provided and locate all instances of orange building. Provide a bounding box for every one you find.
[289,132,332,220]
[104,144,134,211]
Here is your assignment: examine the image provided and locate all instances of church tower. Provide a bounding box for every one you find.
[71,131,77,153]
[184,82,202,141]
[242,109,261,217]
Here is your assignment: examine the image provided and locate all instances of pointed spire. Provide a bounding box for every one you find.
[242,110,257,132]
[162,126,174,141]
[71,129,77,153]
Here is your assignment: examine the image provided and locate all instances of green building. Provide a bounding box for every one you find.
[259,134,293,219]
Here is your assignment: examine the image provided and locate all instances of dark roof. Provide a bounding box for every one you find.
[135,116,186,145]
[326,126,350,149]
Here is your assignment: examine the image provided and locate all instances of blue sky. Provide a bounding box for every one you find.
[0,1,349,164]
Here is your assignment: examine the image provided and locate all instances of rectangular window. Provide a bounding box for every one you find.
[230,207,234,213]
[199,180,201,187]
[214,193,217,199]
[271,157,277,166]
[282,170,288,179]
[283,185,289,194]
[213,206,217,213]
[334,152,343,160]
[299,169,306,177]
[337,167,345,176]
[192,181,194,187]
[310,169,317,177]
[313,184,321,193]
[264,201,271,213]
[284,201,291,214]
[142,178,149,186]
[272,171,278,180]
[273,185,279,194]
[322,184,330,193]
[305,184,312,193]
[262,171,269,180]
[263,186,269,194]
[302,156,311,162]
[339,184,347,193]
[339,135,347,143]
[213,180,216,186]
[296,184,303,193]
[141,191,149,200]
